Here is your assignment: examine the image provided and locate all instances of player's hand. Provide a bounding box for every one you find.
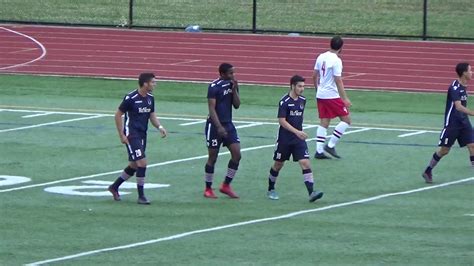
[217,126,228,138]
[296,130,308,140]
[343,98,352,108]
[119,134,129,144]
[159,127,167,138]
[231,79,239,93]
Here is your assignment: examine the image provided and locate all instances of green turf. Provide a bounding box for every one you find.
[0,74,473,265]
[0,0,472,39]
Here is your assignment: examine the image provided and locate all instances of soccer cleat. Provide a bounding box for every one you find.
[314,152,332,159]
[204,188,218,199]
[219,183,239,199]
[422,171,433,184]
[137,196,151,205]
[108,185,121,201]
[309,190,324,203]
[267,190,279,200]
[324,145,341,158]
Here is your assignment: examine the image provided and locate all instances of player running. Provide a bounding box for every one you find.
[313,36,352,159]
[266,75,324,202]
[203,63,242,199]
[422,62,473,183]
[109,73,167,204]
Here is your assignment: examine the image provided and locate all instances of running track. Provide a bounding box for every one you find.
[1,25,473,92]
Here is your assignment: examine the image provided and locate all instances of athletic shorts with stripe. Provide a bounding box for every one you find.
[438,124,474,148]
[125,136,147,161]
[205,120,240,149]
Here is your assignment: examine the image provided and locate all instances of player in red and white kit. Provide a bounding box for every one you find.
[313,36,352,159]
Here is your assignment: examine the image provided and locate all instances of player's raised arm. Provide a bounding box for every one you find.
[231,79,240,109]
[114,109,129,144]
[150,112,167,138]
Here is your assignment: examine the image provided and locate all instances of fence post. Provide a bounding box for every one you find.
[128,0,134,28]
[422,0,427,40]
[252,0,257,33]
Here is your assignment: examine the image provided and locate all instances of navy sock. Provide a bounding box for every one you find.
[268,168,279,191]
[136,167,146,198]
[224,160,239,185]
[205,164,214,189]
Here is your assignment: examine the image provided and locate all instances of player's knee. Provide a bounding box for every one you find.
[232,153,241,162]
[299,159,311,170]
[273,161,284,171]
[136,159,147,168]
[136,167,146,178]
[438,148,450,156]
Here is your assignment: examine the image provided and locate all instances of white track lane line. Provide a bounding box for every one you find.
[26,176,474,265]
[0,27,47,70]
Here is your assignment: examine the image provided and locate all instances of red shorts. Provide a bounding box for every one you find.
[317,98,350,119]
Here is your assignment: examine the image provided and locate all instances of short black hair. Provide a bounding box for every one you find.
[330,36,344,51]
[456,62,470,77]
[290,75,305,87]
[138,73,155,87]
[219,63,234,75]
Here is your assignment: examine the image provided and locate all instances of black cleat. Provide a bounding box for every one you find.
[309,190,324,203]
[324,145,341,158]
[314,152,331,159]
[137,197,151,205]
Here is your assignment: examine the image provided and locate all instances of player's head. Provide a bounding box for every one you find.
[290,75,305,96]
[219,63,234,80]
[456,62,472,80]
[138,72,157,92]
[330,36,344,53]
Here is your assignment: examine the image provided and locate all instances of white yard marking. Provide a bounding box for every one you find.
[302,124,319,130]
[0,27,47,70]
[26,177,474,265]
[21,112,54,118]
[463,214,474,217]
[0,114,105,133]
[235,122,263,129]
[179,119,207,126]
[398,131,428,138]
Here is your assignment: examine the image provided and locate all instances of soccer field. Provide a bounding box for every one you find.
[0,75,473,265]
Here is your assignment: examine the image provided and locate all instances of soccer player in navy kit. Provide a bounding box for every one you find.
[266,75,324,202]
[422,63,473,183]
[109,73,167,204]
[203,63,241,199]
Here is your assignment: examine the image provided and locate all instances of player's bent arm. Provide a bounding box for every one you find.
[454,100,474,116]
[232,81,241,109]
[278,118,306,140]
[150,112,167,138]
[115,109,125,137]
[208,98,224,129]
[334,76,349,100]
[313,70,319,90]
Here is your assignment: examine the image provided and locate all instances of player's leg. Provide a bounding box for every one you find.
[458,125,474,167]
[219,124,241,198]
[267,142,290,200]
[108,161,137,201]
[467,144,474,167]
[203,120,221,198]
[423,127,456,183]
[325,99,351,158]
[298,159,324,202]
[315,118,331,159]
[135,157,149,204]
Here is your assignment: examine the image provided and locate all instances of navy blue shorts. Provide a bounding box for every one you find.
[205,121,240,149]
[438,125,474,148]
[125,136,147,161]
[273,139,310,162]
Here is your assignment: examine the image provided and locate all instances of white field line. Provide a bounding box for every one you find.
[0,27,47,70]
[26,176,474,265]
[179,119,207,126]
[463,214,474,217]
[235,122,263,129]
[398,131,428,138]
[21,112,54,118]
[0,115,105,133]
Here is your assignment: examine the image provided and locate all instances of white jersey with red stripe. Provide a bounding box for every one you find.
[314,51,343,99]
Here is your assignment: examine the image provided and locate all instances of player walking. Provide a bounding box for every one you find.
[313,36,352,159]
[266,75,324,202]
[203,63,242,199]
[109,73,167,204]
[422,62,473,183]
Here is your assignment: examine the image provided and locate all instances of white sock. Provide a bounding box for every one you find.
[328,122,350,148]
[316,126,327,153]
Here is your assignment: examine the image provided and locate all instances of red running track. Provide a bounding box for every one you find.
[0,24,473,92]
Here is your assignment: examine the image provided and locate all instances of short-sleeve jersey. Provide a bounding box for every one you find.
[277,93,306,143]
[207,78,234,123]
[445,80,469,128]
[314,51,343,99]
[119,89,155,138]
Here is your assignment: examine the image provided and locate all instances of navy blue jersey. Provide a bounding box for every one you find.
[277,94,306,142]
[119,89,155,137]
[207,78,234,123]
[445,80,469,128]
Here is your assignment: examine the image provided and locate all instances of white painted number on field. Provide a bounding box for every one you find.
[0,175,31,186]
[44,180,170,196]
